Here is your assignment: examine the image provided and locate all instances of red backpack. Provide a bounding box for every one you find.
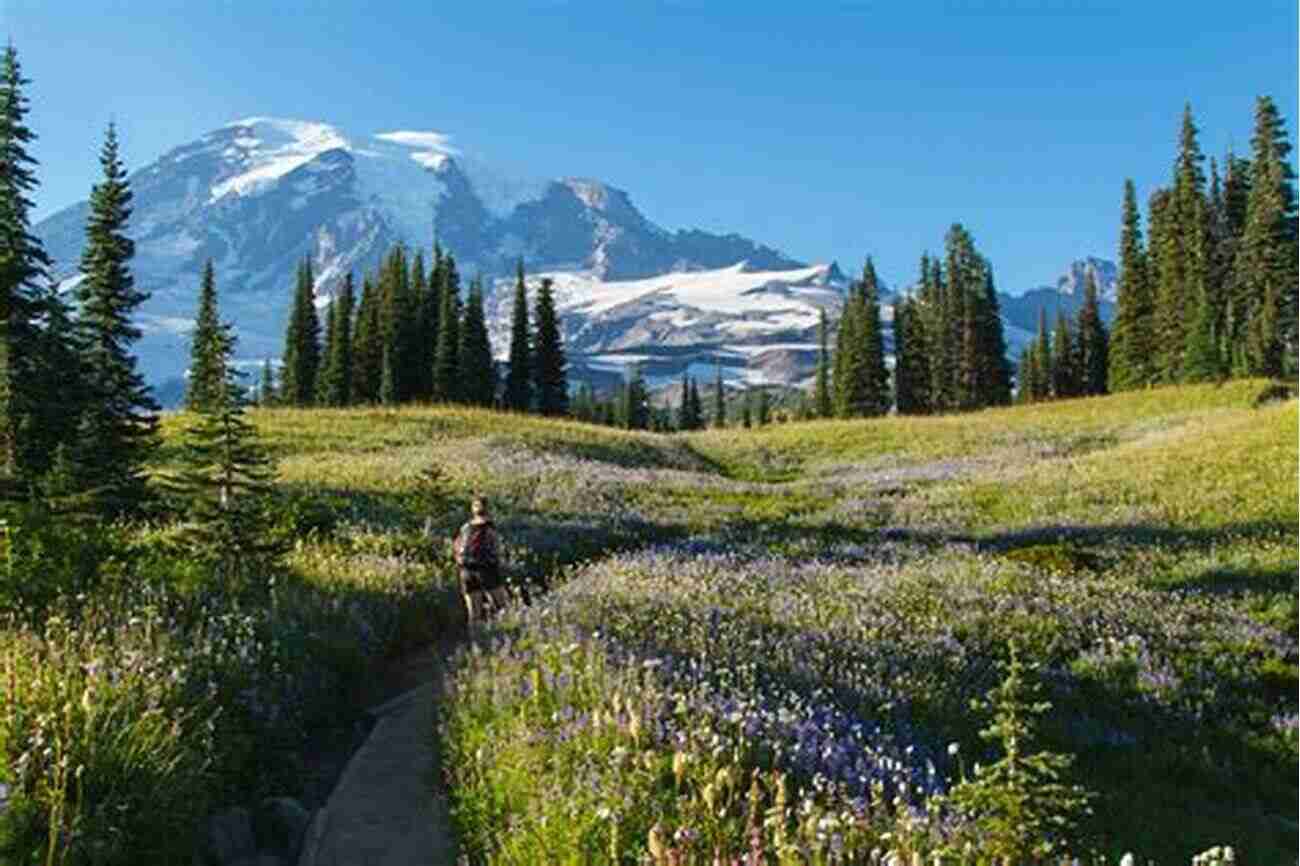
[459,523,497,570]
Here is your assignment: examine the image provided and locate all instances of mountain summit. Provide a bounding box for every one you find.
[36,117,820,392]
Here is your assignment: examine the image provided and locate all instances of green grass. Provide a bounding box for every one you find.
[3,380,1295,864]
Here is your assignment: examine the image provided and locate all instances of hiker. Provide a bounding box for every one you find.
[452,496,510,624]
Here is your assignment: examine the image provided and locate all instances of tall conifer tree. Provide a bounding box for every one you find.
[1076,271,1109,395]
[74,123,159,513]
[0,44,55,481]
[431,255,462,401]
[280,257,320,405]
[320,272,355,406]
[1109,180,1154,390]
[1234,95,1298,377]
[186,260,226,412]
[458,276,496,406]
[859,258,890,415]
[532,276,568,416]
[814,307,832,418]
[503,260,532,411]
[1050,311,1077,399]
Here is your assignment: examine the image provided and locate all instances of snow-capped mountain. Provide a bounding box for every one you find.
[485,261,853,389]
[998,258,1117,356]
[35,116,1114,399]
[35,117,817,395]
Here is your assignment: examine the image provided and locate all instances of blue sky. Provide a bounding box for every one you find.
[8,0,1297,294]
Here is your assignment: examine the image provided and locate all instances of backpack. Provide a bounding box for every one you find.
[459,523,497,570]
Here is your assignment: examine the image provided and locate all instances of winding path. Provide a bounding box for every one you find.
[298,646,458,866]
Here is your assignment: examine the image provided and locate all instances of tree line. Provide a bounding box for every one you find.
[266,252,569,416]
[1109,97,1297,390]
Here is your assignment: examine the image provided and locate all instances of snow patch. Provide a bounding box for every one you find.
[210,118,349,202]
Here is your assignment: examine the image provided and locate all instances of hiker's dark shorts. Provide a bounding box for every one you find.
[460,566,503,594]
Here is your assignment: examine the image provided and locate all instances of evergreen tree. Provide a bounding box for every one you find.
[756,387,771,426]
[675,371,691,431]
[532,277,568,416]
[27,279,85,474]
[1075,272,1109,395]
[859,258,890,415]
[377,244,412,401]
[741,389,752,429]
[893,293,930,415]
[280,257,320,405]
[351,275,381,403]
[834,277,870,417]
[317,296,337,405]
[688,377,703,430]
[815,307,832,418]
[408,249,432,401]
[1015,349,1036,404]
[713,362,726,428]
[974,258,1012,406]
[320,272,355,406]
[1234,95,1298,378]
[1031,308,1052,402]
[0,44,55,482]
[1154,105,1208,382]
[503,259,532,411]
[258,358,276,406]
[167,316,279,590]
[623,365,648,430]
[186,260,227,412]
[458,276,496,406]
[1109,180,1155,390]
[73,123,159,514]
[431,255,462,401]
[1221,153,1254,372]
[1050,312,1076,399]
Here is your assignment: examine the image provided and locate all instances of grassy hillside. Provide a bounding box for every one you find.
[1,381,1294,864]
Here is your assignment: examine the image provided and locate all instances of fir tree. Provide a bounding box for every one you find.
[974,258,1012,406]
[351,275,381,403]
[814,307,832,418]
[320,272,355,406]
[408,249,432,401]
[458,276,496,406]
[741,389,752,429]
[73,123,159,514]
[26,279,85,475]
[258,358,276,406]
[280,257,320,405]
[1050,312,1076,399]
[1031,308,1052,402]
[834,278,869,417]
[756,387,771,426]
[1015,348,1036,404]
[532,277,568,416]
[167,315,280,591]
[688,377,703,430]
[503,259,532,411]
[431,255,462,401]
[378,244,411,401]
[1109,180,1155,390]
[1221,153,1254,371]
[860,258,890,415]
[1075,272,1109,395]
[0,44,55,482]
[675,371,691,431]
[186,260,226,412]
[317,296,337,405]
[893,293,930,415]
[1234,95,1298,378]
[1154,105,1208,382]
[623,365,648,430]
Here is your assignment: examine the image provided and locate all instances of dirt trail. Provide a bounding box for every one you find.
[298,642,458,866]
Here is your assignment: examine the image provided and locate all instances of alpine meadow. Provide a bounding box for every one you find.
[1,6,1298,866]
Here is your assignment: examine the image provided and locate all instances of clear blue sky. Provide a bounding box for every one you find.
[8,0,1297,293]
